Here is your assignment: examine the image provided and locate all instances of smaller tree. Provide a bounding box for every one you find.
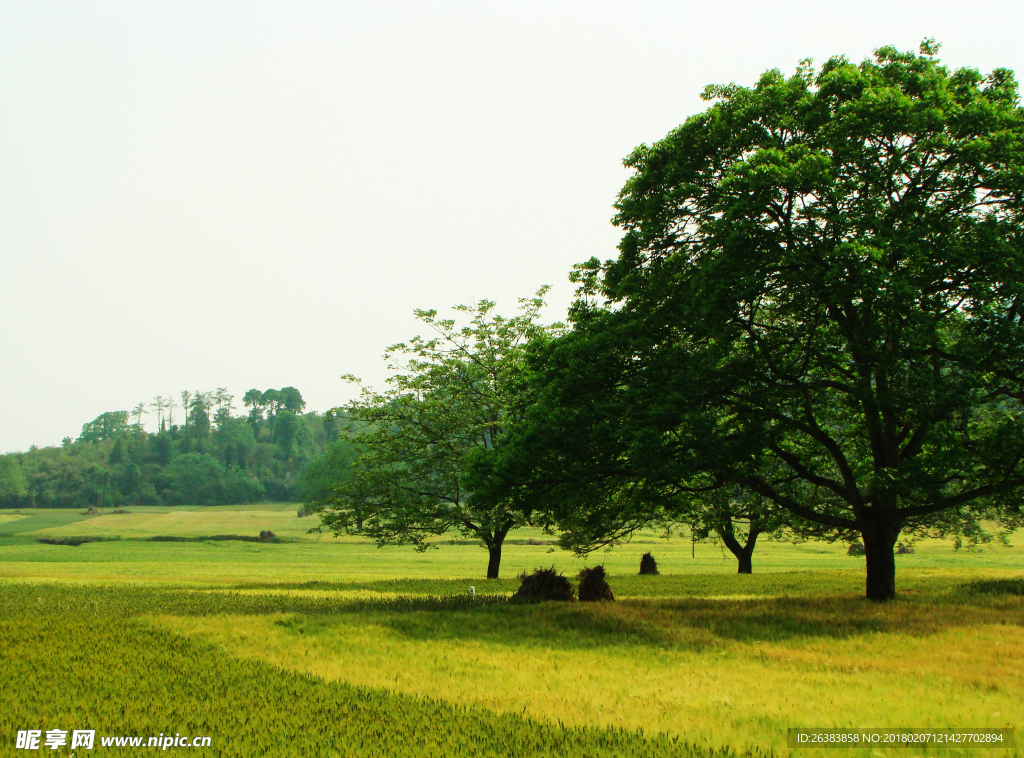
[78,411,130,444]
[280,387,306,413]
[180,391,193,428]
[683,486,792,574]
[130,402,147,429]
[243,389,265,421]
[316,289,563,579]
[150,396,168,430]
[186,392,213,447]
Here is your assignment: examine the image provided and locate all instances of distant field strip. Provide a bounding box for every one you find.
[3,507,1023,587]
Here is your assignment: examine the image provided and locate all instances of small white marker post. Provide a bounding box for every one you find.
[468,586,476,599]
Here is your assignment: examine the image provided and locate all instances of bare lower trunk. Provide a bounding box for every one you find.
[718,524,760,574]
[484,526,511,579]
[486,542,502,579]
[861,519,900,601]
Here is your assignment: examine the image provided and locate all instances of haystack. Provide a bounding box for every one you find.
[511,567,575,603]
[578,565,614,602]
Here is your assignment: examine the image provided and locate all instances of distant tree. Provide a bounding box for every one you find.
[243,389,265,422]
[187,395,212,445]
[152,432,173,466]
[130,402,147,429]
[303,438,360,524]
[213,416,257,469]
[109,438,127,465]
[78,411,130,444]
[0,455,28,506]
[263,389,283,416]
[280,387,306,413]
[180,391,193,428]
[150,396,168,431]
[273,410,300,457]
[214,388,234,419]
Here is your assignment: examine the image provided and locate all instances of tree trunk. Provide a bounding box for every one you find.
[717,524,760,574]
[861,518,901,602]
[486,543,502,579]
[484,526,511,579]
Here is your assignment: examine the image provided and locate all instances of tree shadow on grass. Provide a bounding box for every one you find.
[6,577,1021,653]
[372,592,1024,650]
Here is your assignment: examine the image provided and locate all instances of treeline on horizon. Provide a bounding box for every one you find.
[0,387,356,508]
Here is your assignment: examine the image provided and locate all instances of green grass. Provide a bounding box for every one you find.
[1,506,1022,757]
[0,508,100,535]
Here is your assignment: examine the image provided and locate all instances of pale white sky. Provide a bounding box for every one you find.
[2,1,1022,452]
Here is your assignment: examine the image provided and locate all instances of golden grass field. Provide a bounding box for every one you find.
[1,503,1022,757]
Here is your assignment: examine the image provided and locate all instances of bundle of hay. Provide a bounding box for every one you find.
[578,565,614,602]
[511,567,575,603]
[846,541,865,556]
[639,552,659,575]
[259,530,277,543]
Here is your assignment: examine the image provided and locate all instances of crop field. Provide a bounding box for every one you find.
[1,506,1022,756]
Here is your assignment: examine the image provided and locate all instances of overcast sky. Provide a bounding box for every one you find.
[2,1,1022,452]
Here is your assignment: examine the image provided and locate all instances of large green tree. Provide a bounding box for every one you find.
[316,290,563,578]
[502,43,1024,600]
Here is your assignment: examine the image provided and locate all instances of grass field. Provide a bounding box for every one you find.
[1,505,1022,756]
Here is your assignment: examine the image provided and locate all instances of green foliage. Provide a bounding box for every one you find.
[302,438,359,511]
[78,411,130,443]
[319,290,564,578]
[108,438,127,465]
[273,410,300,455]
[503,43,1024,601]
[158,453,265,506]
[0,456,28,505]
[7,386,341,509]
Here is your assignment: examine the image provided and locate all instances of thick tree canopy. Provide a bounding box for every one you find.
[78,411,131,444]
[498,43,1024,600]
[316,290,563,579]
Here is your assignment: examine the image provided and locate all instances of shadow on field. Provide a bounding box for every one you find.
[373,593,1024,650]
[215,571,1024,650]
[6,574,1022,654]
